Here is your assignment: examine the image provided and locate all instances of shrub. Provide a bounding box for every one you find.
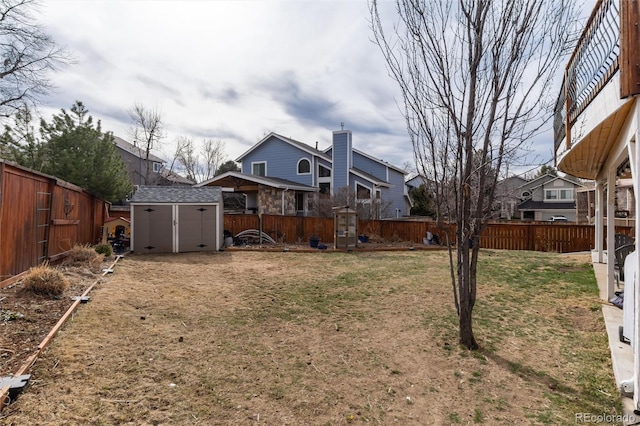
[22,264,69,296]
[64,244,104,267]
[95,243,112,257]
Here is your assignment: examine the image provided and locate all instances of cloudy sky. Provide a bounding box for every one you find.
[35,0,588,177]
[35,0,413,172]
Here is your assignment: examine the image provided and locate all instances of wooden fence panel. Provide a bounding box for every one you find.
[0,162,108,282]
[223,213,620,253]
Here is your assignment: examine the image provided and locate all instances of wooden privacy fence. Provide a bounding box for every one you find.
[224,213,631,253]
[0,161,108,284]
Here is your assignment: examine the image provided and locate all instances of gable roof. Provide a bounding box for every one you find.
[523,175,585,192]
[236,132,331,162]
[158,167,196,185]
[195,171,318,192]
[129,186,222,203]
[351,167,392,187]
[352,148,407,175]
[113,136,164,164]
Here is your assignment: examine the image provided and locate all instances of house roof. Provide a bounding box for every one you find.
[105,217,130,224]
[158,167,196,185]
[129,186,222,203]
[236,131,406,176]
[195,171,318,192]
[351,148,407,174]
[113,136,165,164]
[236,132,331,163]
[523,175,585,193]
[351,167,392,187]
[517,200,575,211]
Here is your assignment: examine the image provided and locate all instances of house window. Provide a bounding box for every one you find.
[296,192,305,212]
[319,182,331,195]
[560,189,573,200]
[252,162,266,176]
[545,189,573,201]
[297,158,311,174]
[356,183,371,200]
[319,165,331,177]
[153,162,162,173]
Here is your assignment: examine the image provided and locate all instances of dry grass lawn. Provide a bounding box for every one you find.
[1,250,620,425]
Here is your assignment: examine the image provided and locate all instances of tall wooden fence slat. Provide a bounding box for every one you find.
[223,213,632,253]
[0,162,108,282]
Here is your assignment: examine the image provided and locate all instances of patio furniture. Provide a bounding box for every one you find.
[615,243,635,288]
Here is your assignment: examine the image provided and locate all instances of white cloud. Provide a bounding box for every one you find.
[35,0,414,169]
[35,0,593,177]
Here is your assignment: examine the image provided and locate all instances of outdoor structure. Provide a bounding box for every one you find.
[516,174,584,222]
[0,160,108,283]
[197,129,409,219]
[101,217,131,252]
[129,186,223,254]
[553,0,640,413]
[333,206,357,249]
[196,171,317,216]
[101,217,131,242]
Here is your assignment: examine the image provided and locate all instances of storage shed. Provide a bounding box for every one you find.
[129,186,223,254]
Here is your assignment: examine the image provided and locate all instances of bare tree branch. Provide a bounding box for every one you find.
[370,0,579,349]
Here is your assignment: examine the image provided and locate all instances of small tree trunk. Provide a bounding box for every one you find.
[458,298,478,350]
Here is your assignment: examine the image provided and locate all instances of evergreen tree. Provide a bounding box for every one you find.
[215,160,240,176]
[40,101,132,201]
[536,164,558,178]
[0,106,44,170]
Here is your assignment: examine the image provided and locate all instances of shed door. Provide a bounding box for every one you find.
[178,205,217,252]
[132,205,173,253]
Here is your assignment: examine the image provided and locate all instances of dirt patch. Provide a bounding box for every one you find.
[1,264,110,377]
[0,250,619,425]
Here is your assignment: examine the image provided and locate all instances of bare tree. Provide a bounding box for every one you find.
[370,0,579,349]
[0,0,69,117]
[128,103,164,184]
[173,136,227,183]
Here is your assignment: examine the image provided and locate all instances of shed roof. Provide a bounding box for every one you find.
[129,186,222,204]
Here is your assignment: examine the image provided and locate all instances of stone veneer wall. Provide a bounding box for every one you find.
[258,186,297,215]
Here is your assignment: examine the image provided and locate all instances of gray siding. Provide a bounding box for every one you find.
[332,131,351,190]
[241,136,314,186]
[385,168,409,217]
[353,153,386,180]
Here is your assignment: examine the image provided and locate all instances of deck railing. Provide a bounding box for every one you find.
[553,0,620,154]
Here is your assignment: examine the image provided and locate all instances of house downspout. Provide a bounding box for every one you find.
[634,100,640,413]
[594,180,604,263]
[607,167,616,300]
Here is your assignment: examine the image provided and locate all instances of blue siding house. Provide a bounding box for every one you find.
[197,128,409,219]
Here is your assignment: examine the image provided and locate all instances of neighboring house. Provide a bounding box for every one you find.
[493,175,529,220]
[197,129,409,218]
[113,136,194,187]
[516,174,584,222]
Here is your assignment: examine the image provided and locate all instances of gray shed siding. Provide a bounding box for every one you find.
[177,205,218,252]
[132,205,174,253]
[130,186,223,253]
